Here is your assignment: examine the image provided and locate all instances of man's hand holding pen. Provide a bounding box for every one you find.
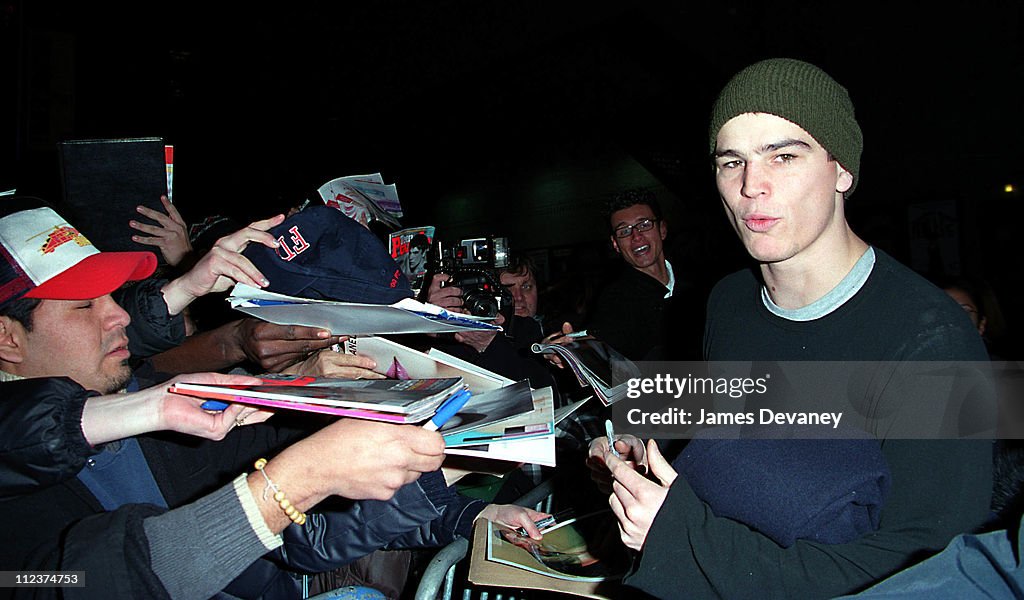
[541,321,578,368]
[586,431,648,495]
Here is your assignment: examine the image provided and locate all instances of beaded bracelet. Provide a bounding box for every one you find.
[253,458,307,526]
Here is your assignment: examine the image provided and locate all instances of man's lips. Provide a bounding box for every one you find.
[743,215,780,233]
[630,243,651,254]
[106,338,130,358]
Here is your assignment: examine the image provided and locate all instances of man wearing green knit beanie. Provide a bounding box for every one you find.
[709,57,864,196]
[706,57,865,273]
[598,57,994,599]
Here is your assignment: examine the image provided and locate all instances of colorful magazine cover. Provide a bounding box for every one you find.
[389,225,435,293]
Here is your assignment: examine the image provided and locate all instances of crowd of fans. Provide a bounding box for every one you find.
[1,57,1019,600]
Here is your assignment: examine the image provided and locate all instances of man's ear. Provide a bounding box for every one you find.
[0,317,26,365]
[659,220,668,240]
[836,165,854,194]
[610,235,621,254]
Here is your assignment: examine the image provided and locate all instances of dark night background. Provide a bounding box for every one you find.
[3,2,1022,351]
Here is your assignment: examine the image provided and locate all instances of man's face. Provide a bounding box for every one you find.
[408,246,427,273]
[16,295,132,394]
[713,112,853,266]
[500,269,538,318]
[609,204,667,272]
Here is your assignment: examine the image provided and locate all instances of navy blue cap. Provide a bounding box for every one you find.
[244,205,413,304]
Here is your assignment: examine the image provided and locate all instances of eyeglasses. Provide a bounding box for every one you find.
[959,304,979,315]
[613,218,658,238]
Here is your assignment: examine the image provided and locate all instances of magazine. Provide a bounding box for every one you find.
[168,375,464,423]
[344,335,509,393]
[485,510,629,583]
[227,284,501,336]
[530,338,640,405]
[443,386,556,466]
[441,381,550,446]
[389,225,435,293]
[316,173,402,229]
[427,348,516,387]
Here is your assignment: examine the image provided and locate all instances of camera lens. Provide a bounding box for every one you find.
[462,289,500,318]
[450,268,505,318]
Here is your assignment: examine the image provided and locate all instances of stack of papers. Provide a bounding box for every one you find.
[228,284,502,336]
[344,335,562,465]
[170,334,567,466]
[443,385,557,467]
[530,339,640,406]
[169,375,465,423]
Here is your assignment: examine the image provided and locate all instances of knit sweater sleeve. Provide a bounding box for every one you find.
[144,475,282,600]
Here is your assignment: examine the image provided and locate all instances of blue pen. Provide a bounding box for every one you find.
[246,299,297,306]
[201,400,230,411]
[424,389,472,431]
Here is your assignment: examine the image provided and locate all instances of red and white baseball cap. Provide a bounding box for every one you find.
[0,205,156,306]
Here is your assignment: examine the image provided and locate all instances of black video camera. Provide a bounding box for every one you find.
[429,237,514,319]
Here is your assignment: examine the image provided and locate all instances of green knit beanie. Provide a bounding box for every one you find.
[709,58,863,196]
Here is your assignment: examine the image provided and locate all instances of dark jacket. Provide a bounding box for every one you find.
[115,277,188,361]
[587,264,703,361]
[0,377,95,499]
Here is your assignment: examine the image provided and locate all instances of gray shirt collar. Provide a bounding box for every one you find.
[761,247,876,322]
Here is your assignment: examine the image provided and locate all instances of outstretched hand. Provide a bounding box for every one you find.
[607,439,676,551]
[160,214,285,315]
[234,319,342,373]
[156,372,274,439]
[246,419,446,534]
[453,311,503,352]
[80,372,273,446]
[283,346,383,379]
[477,504,550,540]
[280,419,446,501]
[540,322,576,368]
[130,195,192,266]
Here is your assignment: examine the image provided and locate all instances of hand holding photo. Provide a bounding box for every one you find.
[488,510,629,582]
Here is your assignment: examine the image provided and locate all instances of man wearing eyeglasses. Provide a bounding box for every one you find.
[582,189,699,361]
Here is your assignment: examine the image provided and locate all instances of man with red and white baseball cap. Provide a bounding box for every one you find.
[1,196,280,392]
[0,203,157,308]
